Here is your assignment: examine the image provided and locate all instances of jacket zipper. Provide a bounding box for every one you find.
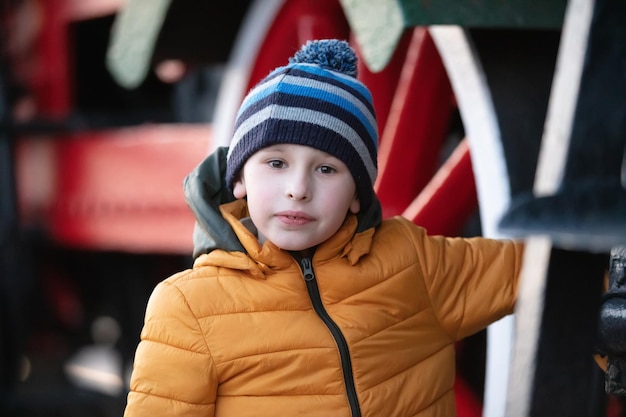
[300,257,361,417]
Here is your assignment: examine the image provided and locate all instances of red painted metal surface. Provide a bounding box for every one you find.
[455,374,483,417]
[353,30,412,138]
[374,27,456,219]
[33,0,71,116]
[402,139,478,236]
[17,125,211,253]
[245,0,350,91]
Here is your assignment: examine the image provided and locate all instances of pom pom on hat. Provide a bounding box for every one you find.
[289,39,358,77]
[226,39,378,209]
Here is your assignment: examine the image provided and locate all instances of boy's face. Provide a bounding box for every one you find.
[233,143,360,251]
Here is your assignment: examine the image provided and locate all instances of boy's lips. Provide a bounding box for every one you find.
[275,211,315,225]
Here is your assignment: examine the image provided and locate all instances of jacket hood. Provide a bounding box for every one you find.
[184,146,383,259]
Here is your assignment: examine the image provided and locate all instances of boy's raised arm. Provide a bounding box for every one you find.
[411,225,523,341]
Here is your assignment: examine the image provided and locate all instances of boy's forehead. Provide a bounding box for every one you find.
[253,143,339,159]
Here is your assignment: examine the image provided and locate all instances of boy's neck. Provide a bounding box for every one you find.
[289,247,317,260]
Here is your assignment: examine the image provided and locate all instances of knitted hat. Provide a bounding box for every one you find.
[225,39,378,209]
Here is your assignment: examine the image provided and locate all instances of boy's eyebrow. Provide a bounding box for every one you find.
[257,145,286,153]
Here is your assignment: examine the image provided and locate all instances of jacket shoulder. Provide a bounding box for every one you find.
[373,216,429,246]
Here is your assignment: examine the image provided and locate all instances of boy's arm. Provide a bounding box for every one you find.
[124,280,217,417]
[411,225,524,341]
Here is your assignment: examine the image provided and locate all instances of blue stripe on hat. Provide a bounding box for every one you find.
[236,73,284,116]
[289,65,375,113]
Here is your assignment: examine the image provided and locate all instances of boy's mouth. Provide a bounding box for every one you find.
[276,211,315,225]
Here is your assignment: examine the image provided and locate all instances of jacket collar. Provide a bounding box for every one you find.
[193,200,375,277]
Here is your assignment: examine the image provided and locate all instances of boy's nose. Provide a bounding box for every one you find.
[286,187,310,201]
[285,174,311,201]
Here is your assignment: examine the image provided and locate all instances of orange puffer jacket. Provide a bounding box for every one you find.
[124,199,523,417]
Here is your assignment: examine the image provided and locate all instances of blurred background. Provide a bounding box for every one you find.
[0,1,256,415]
[2,0,605,416]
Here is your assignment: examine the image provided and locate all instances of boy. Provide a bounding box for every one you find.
[124,39,523,417]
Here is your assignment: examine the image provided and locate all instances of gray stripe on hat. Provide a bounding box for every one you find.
[229,104,377,182]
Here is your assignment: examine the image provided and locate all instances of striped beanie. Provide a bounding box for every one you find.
[225,39,378,209]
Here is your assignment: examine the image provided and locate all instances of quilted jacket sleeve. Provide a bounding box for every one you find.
[406,220,524,341]
[124,279,217,417]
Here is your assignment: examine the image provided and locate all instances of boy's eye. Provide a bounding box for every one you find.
[268,159,285,169]
[318,165,336,174]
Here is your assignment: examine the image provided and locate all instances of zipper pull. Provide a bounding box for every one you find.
[300,257,315,281]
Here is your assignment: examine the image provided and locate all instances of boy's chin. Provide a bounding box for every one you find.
[277,243,317,252]
[274,238,323,253]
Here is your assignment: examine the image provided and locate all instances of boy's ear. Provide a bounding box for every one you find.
[349,195,360,214]
[232,177,247,199]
